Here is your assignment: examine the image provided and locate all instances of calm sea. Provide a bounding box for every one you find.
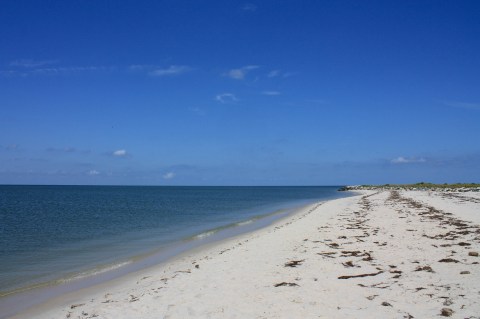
[0,186,345,301]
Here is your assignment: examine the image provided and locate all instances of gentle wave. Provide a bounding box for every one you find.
[188,209,287,242]
[193,230,218,239]
[0,186,346,318]
[0,281,52,298]
[235,219,254,226]
[0,210,286,298]
[57,260,133,284]
[0,260,132,298]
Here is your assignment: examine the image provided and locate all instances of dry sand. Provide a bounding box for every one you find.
[12,190,480,318]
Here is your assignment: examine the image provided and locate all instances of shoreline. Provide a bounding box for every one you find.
[2,195,349,319]
[10,189,480,318]
[1,186,345,302]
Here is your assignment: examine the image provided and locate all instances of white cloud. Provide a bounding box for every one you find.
[87,170,100,176]
[391,156,426,164]
[112,149,127,157]
[262,91,281,96]
[150,65,191,77]
[226,65,259,80]
[215,93,238,103]
[163,172,175,179]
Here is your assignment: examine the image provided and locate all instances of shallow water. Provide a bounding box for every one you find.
[0,186,345,307]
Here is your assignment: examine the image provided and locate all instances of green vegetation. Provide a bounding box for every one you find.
[338,183,480,192]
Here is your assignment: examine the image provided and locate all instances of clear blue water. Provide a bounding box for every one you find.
[0,185,345,297]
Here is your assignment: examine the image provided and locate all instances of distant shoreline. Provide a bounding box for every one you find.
[339,182,480,192]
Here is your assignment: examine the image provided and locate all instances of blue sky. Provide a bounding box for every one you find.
[1,0,479,185]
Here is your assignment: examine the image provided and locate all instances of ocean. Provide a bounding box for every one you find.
[0,185,346,312]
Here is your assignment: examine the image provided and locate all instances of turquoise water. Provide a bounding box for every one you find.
[0,186,345,298]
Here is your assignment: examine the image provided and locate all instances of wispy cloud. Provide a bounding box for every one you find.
[0,70,19,77]
[163,172,175,179]
[87,170,100,176]
[306,99,327,105]
[2,61,193,78]
[266,69,294,78]
[149,65,191,77]
[262,91,281,96]
[1,144,20,151]
[189,107,206,116]
[391,156,426,164]
[215,93,238,103]
[226,65,259,80]
[1,65,115,77]
[112,149,128,157]
[33,66,115,75]
[128,64,157,72]
[9,59,58,68]
[243,3,257,12]
[443,101,480,111]
[46,147,76,153]
[267,70,281,78]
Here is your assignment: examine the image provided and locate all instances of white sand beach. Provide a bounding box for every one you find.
[13,190,480,319]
